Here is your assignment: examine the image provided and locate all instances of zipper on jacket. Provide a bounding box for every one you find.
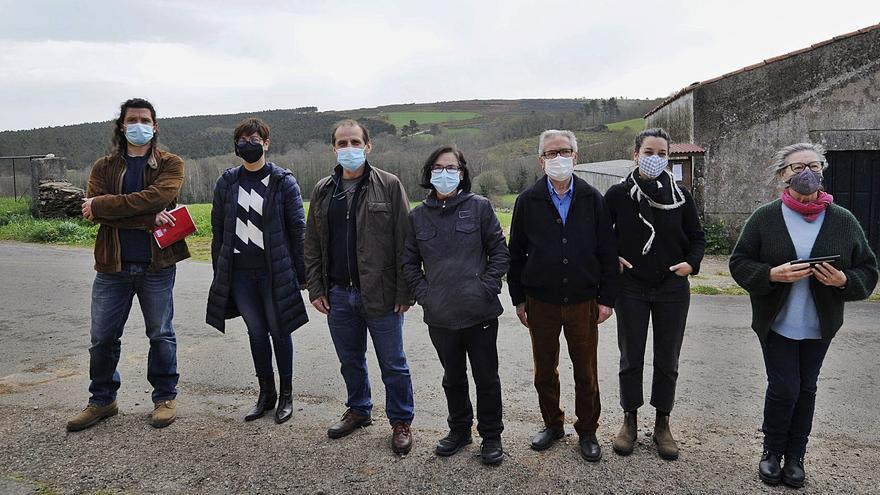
[114,158,127,271]
[346,203,353,287]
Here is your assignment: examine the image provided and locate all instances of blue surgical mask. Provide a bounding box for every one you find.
[336,146,366,172]
[431,169,461,195]
[638,154,668,179]
[125,123,154,146]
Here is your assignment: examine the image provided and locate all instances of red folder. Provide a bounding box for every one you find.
[152,205,197,249]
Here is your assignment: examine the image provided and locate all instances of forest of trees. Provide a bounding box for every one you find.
[0,98,657,203]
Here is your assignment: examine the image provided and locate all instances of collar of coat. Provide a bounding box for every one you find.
[423,190,474,209]
[527,174,594,201]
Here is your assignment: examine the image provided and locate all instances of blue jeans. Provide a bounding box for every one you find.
[327,286,414,424]
[760,330,832,459]
[89,263,178,406]
[231,268,293,379]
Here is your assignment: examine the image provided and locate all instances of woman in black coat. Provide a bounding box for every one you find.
[604,128,705,461]
[206,118,308,424]
[401,146,510,465]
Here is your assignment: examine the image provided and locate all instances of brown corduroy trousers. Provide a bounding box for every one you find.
[526,296,601,436]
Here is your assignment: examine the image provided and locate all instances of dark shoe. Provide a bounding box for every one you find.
[481,438,504,466]
[612,411,638,456]
[782,457,805,488]
[274,376,293,424]
[66,401,118,432]
[327,409,372,439]
[435,430,472,457]
[758,451,783,486]
[653,413,679,460]
[245,375,277,422]
[392,421,413,454]
[530,426,565,451]
[579,434,602,462]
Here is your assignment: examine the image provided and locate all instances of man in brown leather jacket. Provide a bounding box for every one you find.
[304,119,415,454]
[66,98,189,432]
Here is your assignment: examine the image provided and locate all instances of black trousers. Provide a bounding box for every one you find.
[428,318,503,439]
[616,276,690,414]
[760,330,831,459]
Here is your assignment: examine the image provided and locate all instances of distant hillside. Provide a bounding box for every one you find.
[0,97,660,203]
[0,98,659,170]
[0,109,394,170]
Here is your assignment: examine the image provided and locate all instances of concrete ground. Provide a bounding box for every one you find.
[0,242,878,494]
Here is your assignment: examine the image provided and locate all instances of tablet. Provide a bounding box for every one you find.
[790,254,840,265]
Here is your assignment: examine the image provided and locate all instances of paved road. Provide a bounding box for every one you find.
[0,242,878,494]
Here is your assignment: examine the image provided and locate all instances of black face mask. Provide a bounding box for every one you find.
[235,142,264,164]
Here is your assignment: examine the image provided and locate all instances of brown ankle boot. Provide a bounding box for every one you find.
[612,411,637,456]
[151,400,177,428]
[653,413,679,460]
[66,401,118,432]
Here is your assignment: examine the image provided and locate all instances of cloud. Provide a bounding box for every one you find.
[0,0,876,130]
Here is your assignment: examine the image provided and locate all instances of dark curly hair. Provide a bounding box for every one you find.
[110,98,157,157]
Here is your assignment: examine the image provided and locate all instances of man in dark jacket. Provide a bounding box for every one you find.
[68,98,189,432]
[508,129,619,461]
[303,119,415,454]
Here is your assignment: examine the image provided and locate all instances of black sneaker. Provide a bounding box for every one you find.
[435,430,472,457]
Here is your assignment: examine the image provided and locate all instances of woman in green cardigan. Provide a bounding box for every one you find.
[730,142,878,489]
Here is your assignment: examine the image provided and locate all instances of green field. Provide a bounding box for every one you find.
[443,127,482,137]
[0,198,510,263]
[383,111,481,128]
[606,118,645,131]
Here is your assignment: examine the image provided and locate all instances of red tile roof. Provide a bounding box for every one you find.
[670,143,705,154]
[644,22,880,118]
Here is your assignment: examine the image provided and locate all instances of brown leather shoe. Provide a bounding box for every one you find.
[66,401,118,432]
[327,409,372,439]
[151,400,177,428]
[392,421,413,454]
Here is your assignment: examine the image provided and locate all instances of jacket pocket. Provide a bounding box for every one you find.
[455,221,478,234]
[415,227,437,241]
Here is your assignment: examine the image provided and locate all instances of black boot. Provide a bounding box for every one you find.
[245,375,277,422]
[758,451,782,486]
[275,375,293,424]
[782,456,805,488]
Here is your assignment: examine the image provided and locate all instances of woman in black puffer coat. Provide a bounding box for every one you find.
[206,118,308,424]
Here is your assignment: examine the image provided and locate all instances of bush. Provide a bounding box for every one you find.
[472,170,509,198]
[705,220,731,255]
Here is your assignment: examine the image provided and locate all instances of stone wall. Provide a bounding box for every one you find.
[649,27,880,236]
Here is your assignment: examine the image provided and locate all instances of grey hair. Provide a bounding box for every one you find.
[769,142,828,175]
[538,129,578,156]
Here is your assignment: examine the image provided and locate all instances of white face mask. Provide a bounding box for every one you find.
[544,156,574,182]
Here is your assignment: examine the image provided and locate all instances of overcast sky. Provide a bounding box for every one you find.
[0,0,875,131]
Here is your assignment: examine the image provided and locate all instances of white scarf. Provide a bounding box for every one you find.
[627,169,687,255]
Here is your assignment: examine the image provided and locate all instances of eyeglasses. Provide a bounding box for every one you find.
[787,161,824,173]
[236,137,264,147]
[431,165,461,173]
[541,149,574,159]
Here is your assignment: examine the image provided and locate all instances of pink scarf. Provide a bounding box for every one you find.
[781,188,834,222]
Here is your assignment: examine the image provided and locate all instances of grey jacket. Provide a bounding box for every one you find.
[402,191,510,329]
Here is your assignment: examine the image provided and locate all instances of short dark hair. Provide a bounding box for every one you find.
[111,98,157,156]
[420,146,472,193]
[330,119,371,146]
[234,117,270,141]
[634,127,671,152]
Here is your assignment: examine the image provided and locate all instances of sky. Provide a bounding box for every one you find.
[0,0,875,131]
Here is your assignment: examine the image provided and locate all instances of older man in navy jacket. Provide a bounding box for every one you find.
[508,129,619,462]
